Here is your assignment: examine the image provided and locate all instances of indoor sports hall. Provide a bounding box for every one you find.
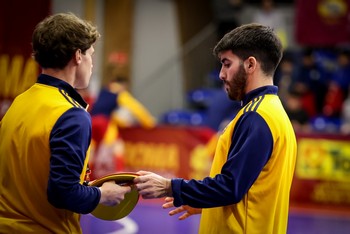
[80,198,350,234]
[1,0,350,233]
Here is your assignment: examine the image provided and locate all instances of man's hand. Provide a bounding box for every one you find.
[162,197,202,220]
[99,180,132,206]
[133,171,172,199]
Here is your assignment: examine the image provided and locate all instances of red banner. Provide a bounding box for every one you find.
[295,0,350,46]
[0,0,50,119]
[118,126,216,180]
[118,128,350,210]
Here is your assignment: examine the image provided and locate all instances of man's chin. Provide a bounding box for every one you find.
[227,91,237,101]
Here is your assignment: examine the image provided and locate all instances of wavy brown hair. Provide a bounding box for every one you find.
[32,12,100,69]
[213,23,282,77]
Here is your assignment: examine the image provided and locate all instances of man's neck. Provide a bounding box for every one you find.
[41,68,74,87]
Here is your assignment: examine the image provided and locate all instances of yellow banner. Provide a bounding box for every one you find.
[312,181,350,204]
[296,138,350,181]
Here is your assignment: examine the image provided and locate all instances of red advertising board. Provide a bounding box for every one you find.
[119,126,217,180]
[92,127,350,211]
[295,0,350,46]
[291,133,350,210]
[0,0,50,119]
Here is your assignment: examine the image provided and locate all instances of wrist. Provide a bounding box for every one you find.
[98,187,105,204]
[165,179,172,197]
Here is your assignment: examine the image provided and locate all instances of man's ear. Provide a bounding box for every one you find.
[244,56,257,73]
[75,49,82,65]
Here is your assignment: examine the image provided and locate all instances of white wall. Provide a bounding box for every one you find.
[52,0,183,118]
[131,0,183,118]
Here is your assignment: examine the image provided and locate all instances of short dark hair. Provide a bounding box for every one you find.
[213,23,283,76]
[32,12,100,69]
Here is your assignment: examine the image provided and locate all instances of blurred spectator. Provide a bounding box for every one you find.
[91,76,156,129]
[274,50,298,104]
[284,90,311,133]
[322,80,344,118]
[89,76,157,179]
[292,48,331,118]
[340,82,350,135]
[252,0,288,48]
[325,48,350,124]
[331,48,350,97]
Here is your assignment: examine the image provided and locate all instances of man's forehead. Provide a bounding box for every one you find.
[219,50,238,60]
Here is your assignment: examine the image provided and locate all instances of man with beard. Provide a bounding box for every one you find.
[133,23,297,234]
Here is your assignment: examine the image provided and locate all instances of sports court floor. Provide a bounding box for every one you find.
[81,199,350,234]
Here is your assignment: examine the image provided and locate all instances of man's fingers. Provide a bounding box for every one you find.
[134,180,150,191]
[134,173,151,184]
[162,201,174,209]
[135,170,151,176]
[168,207,185,216]
[178,212,191,220]
[133,176,143,183]
[164,197,174,202]
[135,184,147,193]
[136,186,154,198]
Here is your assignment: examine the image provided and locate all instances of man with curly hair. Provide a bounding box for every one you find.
[0,13,131,233]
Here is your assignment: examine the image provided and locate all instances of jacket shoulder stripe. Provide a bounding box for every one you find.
[59,89,79,108]
[243,95,265,113]
[253,95,264,112]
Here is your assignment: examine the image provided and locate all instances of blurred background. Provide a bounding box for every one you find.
[1,0,350,233]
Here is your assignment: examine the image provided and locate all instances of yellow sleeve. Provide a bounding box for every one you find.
[116,91,156,128]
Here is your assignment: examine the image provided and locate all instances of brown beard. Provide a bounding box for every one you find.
[227,63,247,101]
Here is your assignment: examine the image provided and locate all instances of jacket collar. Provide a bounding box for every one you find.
[37,74,88,109]
[241,85,278,106]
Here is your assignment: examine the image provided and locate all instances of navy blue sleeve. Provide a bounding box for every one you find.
[90,88,118,116]
[172,112,273,208]
[48,108,100,214]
